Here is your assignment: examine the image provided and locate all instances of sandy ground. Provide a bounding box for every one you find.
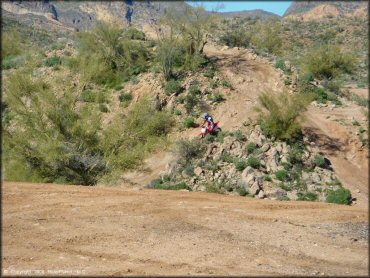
[2,181,368,276]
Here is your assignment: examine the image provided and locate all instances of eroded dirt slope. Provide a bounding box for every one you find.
[2,182,368,276]
[122,44,368,209]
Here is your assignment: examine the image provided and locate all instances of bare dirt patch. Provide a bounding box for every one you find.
[2,181,368,276]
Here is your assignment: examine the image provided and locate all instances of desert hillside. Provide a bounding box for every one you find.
[1,1,369,276]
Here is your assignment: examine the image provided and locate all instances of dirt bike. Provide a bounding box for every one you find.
[199,121,221,138]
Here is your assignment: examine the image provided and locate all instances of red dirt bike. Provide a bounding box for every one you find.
[199,121,221,138]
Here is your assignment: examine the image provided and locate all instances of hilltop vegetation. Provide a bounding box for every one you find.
[2,6,219,185]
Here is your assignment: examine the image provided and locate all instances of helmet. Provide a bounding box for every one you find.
[203,112,209,119]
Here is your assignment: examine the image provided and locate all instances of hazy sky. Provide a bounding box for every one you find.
[186,1,292,16]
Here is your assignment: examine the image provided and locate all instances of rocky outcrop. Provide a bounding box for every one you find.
[156,124,346,202]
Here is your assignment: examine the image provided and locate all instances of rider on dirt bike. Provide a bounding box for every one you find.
[202,112,215,132]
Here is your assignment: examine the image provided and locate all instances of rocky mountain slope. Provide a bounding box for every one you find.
[2,1,190,31]
[284,1,367,20]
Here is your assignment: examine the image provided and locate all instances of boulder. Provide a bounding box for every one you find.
[287,190,298,201]
[244,173,255,185]
[281,155,289,164]
[276,143,283,153]
[206,144,218,156]
[261,143,270,153]
[311,172,321,184]
[194,167,203,176]
[282,143,291,154]
[264,188,286,199]
[242,166,254,177]
[257,190,265,199]
[302,171,310,182]
[249,181,260,195]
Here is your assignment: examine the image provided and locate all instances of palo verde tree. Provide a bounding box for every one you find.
[3,70,106,185]
[72,21,149,85]
[154,4,219,78]
[255,91,314,142]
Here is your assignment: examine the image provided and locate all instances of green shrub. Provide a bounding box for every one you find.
[275,170,288,181]
[205,183,225,194]
[215,131,228,143]
[257,91,313,141]
[237,186,248,196]
[177,95,185,104]
[157,39,185,80]
[327,92,342,106]
[263,175,272,181]
[183,117,196,128]
[97,92,108,104]
[2,31,22,58]
[204,67,215,78]
[203,133,215,143]
[184,93,199,114]
[233,130,246,141]
[314,155,325,168]
[212,91,224,103]
[189,83,201,95]
[118,93,132,108]
[288,145,303,165]
[50,42,65,50]
[174,109,182,115]
[275,58,286,71]
[326,187,351,205]
[297,192,317,201]
[210,79,218,89]
[221,80,232,88]
[164,79,182,95]
[75,21,149,84]
[313,88,328,103]
[234,160,247,171]
[220,29,251,48]
[220,153,234,163]
[124,27,146,40]
[154,181,191,191]
[162,174,171,182]
[2,56,24,70]
[251,19,282,55]
[114,84,124,91]
[81,90,96,102]
[247,156,260,169]
[350,94,369,107]
[99,104,109,113]
[245,143,257,154]
[44,55,62,67]
[175,138,205,163]
[205,160,219,173]
[302,44,356,79]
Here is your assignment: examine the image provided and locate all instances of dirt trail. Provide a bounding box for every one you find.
[303,104,369,208]
[123,44,286,185]
[122,44,368,208]
[2,182,368,276]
